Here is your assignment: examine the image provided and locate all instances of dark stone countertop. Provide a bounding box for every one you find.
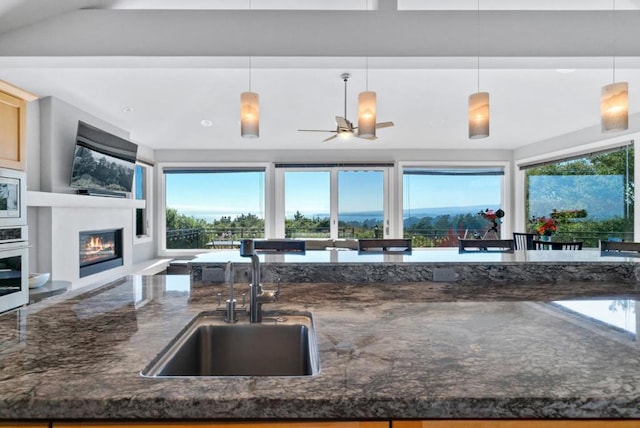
[1,274,640,420]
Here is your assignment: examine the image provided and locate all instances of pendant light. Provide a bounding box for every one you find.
[468,0,489,139]
[601,0,628,133]
[358,0,377,139]
[241,1,259,138]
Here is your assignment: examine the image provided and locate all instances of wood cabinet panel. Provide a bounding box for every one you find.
[55,422,389,428]
[0,90,24,170]
[393,421,640,428]
[0,424,50,428]
[0,80,37,171]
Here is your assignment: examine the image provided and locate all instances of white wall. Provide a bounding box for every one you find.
[38,96,131,194]
[28,96,156,288]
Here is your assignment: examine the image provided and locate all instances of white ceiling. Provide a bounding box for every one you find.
[2,1,640,152]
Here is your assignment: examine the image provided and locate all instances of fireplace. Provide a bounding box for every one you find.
[79,228,123,278]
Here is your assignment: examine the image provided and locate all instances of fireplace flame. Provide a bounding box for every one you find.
[81,235,115,264]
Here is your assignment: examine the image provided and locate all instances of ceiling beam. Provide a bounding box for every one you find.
[0,9,639,57]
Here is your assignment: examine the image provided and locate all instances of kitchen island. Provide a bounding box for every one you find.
[1,272,640,421]
[189,248,640,286]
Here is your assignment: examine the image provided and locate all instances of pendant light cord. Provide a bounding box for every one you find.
[344,76,348,118]
[365,0,370,91]
[476,0,480,93]
[249,0,252,92]
[612,0,616,83]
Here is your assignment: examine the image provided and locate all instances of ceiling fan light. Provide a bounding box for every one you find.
[468,92,490,139]
[358,91,377,139]
[240,91,259,138]
[601,82,628,132]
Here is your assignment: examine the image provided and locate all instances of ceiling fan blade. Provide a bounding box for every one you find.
[335,116,349,129]
[298,129,336,133]
[375,121,394,129]
[322,134,339,142]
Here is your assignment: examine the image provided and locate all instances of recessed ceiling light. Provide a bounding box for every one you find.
[556,69,576,74]
[122,106,134,112]
[200,119,213,127]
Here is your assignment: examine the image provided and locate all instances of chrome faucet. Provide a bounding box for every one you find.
[224,261,238,323]
[239,239,279,323]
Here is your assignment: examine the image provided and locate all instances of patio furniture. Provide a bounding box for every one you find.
[458,239,515,252]
[533,240,583,250]
[254,239,306,253]
[513,232,536,250]
[358,238,412,253]
[600,240,640,254]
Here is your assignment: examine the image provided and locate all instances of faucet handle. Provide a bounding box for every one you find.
[216,292,222,306]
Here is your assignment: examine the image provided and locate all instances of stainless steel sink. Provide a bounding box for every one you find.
[141,312,320,377]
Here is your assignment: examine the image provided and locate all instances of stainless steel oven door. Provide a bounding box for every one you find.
[0,168,26,227]
[0,241,28,314]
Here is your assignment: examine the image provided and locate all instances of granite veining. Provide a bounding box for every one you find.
[1,274,640,420]
[189,249,640,286]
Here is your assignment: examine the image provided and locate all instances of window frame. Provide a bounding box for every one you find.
[157,161,273,258]
[133,161,153,244]
[397,161,511,239]
[274,165,394,239]
[515,139,636,238]
[518,141,634,245]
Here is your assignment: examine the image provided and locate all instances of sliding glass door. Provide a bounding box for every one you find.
[338,170,385,239]
[284,171,331,238]
[278,165,390,240]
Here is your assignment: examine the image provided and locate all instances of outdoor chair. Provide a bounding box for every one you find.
[533,240,582,250]
[358,238,412,253]
[600,240,640,255]
[254,239,306,253]
[513,232,536,250]
[458,239,515,252]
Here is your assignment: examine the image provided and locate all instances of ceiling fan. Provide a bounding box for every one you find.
[298,73,394,142]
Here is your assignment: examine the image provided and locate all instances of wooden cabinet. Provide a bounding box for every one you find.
[55,423,389,428]
[0,80,37,171]
[0,424,49,428]
[393,421,640,428]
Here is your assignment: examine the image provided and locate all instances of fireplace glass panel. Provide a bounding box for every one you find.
[80,231,119,266]
[78,229,123,279]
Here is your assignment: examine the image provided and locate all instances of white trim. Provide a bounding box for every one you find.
[27,191,145,208]
[133,162,154,244]
[514,134,638,238]
[156,161,270,258]
[396,160,512,239]
[330,169,339,239]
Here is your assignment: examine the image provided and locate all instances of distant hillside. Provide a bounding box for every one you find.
[307,205,500,223]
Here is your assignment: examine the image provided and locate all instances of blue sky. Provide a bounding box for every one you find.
[404,175,501,209]
[166,171,501,221]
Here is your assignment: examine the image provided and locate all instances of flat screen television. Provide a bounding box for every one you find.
[70,121,138,196]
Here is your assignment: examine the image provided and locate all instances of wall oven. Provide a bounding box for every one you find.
[0,168,28,314]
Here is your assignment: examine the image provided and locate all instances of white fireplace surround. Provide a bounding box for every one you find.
[28,191,143,289]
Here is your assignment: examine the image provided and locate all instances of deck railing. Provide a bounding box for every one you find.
[166,227,634,249]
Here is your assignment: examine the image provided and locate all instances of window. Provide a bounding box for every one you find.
[278,164,390,240]
[338,170,384,238]
[134,163,152,240]
[523,144,634,247]
[402,167,504,247]
[284,171,330,238]
[163,168,266,250]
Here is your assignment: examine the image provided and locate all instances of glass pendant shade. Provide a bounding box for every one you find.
[240,91,259,138]
[601,82,628,132]
[357,91,377,138]
[468,91,490,139]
